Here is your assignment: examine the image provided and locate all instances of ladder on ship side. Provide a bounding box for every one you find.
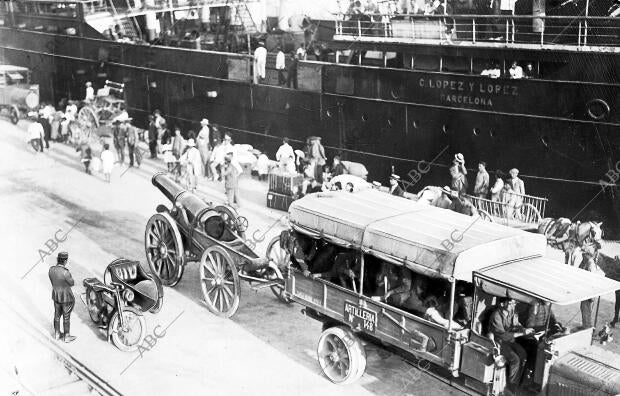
[232,1,258,34]
[106,0,141,40]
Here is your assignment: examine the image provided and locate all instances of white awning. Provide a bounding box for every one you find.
[476,257,620,305]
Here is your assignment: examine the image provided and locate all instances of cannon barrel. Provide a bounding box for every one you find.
[152,171,183,203]
[152,172,210,217]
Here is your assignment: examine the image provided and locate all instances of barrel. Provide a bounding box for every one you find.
[5,86,39,109]
[152,172,210,218]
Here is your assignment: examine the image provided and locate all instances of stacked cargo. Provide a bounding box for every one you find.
[267,169,304,211]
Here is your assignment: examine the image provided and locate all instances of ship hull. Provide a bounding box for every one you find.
[1,28,618,235]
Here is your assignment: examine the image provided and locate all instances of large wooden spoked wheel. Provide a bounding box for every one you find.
[86,287,103,324]
[145,213,186,287]
[478,209,494,223]
[199,245,240,318]
[77,106,99,140]
[317,326,366,384]
[266,235,292,303]
[108,308,146,352]
[518,203,542,225]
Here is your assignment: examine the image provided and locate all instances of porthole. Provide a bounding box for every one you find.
[326,109,333,118]
[586,98,610,120]
[412,120,419,129]
[390,89,400,99]
[442,124,449,134]
[541,135,549,147]
[489,129,496,138]
[473,128,480,137]
[362,113,369,122]
[387,118,394,127]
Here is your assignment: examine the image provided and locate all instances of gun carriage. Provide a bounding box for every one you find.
[83,258,163,352]
[0,65,39,124]
[266,189,620,394]
[145,172,286,318]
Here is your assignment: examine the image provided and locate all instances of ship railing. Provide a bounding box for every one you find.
[334,14,620,50]
[466,190,547,228]
[82,0,204,16]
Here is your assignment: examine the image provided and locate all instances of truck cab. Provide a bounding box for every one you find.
[462,258,620,395]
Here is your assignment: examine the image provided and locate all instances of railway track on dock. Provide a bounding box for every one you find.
[0,303,122,396]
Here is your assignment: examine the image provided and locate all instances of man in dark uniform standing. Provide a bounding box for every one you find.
[49,252,76,343]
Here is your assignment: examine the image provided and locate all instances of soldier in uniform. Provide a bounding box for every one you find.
[48,252,77,343]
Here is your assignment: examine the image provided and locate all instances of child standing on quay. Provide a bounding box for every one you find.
[101,143,114,183]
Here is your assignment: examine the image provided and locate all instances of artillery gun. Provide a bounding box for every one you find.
[145,172,288,317]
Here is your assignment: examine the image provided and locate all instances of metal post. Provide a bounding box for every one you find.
[540,20,544,45]
[578,20,582,46]
[592,296,601,339]
[472,19,476,44]
[358,19,361,38]
[584,20,588,46]
[383,52,387,67]
[447,279,456,332]
[358,253,365,297]
[505,19,509,43]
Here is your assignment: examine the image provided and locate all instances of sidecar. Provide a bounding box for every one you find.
[83,258,164,351]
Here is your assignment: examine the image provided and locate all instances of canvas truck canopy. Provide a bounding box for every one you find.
[475,257,620,305]
[288,189,547,281]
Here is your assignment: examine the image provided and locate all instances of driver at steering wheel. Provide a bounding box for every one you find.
[526,300,565,335]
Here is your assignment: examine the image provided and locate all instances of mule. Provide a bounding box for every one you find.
[538,218,603,264]
[594,252,620,327]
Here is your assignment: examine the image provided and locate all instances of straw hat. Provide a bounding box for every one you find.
[441,186,457,197]
[200,118,209,125]
[454,153,465,164]
[85,81,92,87]
[390,174,400,180]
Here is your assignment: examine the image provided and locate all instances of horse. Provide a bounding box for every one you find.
[593,252,620,327]
[537,218,603,264]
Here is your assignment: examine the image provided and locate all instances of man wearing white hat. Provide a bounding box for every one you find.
[197,118,211,177]
[449,153,468,194]
[84,81,95,102]
[181,138,202,192]
[253,41,267,84]
[389,174,405,197]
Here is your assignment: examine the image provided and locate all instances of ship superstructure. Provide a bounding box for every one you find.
[0,0,619,233]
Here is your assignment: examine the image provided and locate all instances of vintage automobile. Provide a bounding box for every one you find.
[266,189,620,394]
[145,172,286,318]
[83,258,163,352]
[0,65,39,124]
